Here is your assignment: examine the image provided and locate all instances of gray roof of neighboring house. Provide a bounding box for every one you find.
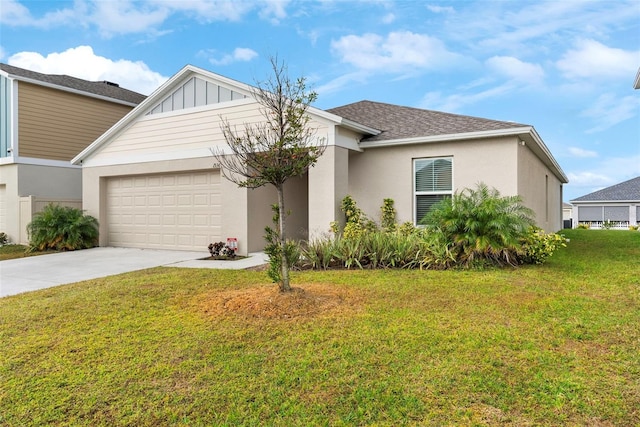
[327,100,529,142]
[0,63,146,105]
[571,176,640,202]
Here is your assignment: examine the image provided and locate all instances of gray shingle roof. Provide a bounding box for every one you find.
[0,63,146,105]
[327,100,528,142]
[571,176,640,202]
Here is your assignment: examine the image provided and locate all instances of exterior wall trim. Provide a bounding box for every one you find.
[570,200,640,204]
[358,127,532,148]
[3,156,82,168]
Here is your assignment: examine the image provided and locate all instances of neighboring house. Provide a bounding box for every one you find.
[563,202,573,229]
[570,176,640,229]
[72,65,567,255]
[0,63,145,244]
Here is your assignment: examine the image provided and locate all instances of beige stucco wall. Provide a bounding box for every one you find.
[82,157,250,254]
[308,145,349,238]
[348,136,520,225]
[517,142,563,231]
[247,174,309,252]
[0,164,19,241]
[18,82,133,161]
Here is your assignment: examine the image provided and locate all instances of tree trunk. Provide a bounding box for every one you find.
[276,184,291,292]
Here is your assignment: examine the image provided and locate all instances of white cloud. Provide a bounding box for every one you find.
[568,154,640,197]
[208,48,259,66]
[160,0,252,22]
[0,0,86,28]
[1,0,289,36]
[581,94,640,133]
[381,13,395,24]
[485,56,545,85]
[91,1,170,37]
[417,57,542,112]
[426,5,454,14]
[316,72,369,97]
[258,0,290,24]
[419,83,516,112]
[0,0,34,26]
[568,147,598,158]
[557,39,640,80]
[331,31,464,74]
[8,46,168,95]
[567,171,614,187]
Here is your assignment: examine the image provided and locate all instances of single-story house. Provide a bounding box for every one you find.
[570,176,640,229]
[72,65,568,255]
[0,63,145,244]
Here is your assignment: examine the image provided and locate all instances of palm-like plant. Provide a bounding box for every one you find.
[423,183,535,267]
[27,204,99,252]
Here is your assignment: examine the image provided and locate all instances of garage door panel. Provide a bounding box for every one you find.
[106,171,222,251]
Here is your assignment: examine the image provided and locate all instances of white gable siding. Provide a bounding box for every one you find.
[147,76,247,115]
[83,101,261,167]
[83,100,330,167]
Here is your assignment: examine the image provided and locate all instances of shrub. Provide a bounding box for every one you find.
[518,227,567,265]
[27,204,98,252]
[630,225,639,231]
[397,221,417,236]
[298,235,340,270]
[297,229,427,270]
[0,232,8,246]
[380,198,397,232]
[421,183,535,267]
[577,223,590,229]
[340,195,377,239]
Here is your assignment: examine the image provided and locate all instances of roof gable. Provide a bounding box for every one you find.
[571,176,640,202]
[73,64,346,165]
[327,100,528,142]
[0,63,146,105]
[146,74,248,116]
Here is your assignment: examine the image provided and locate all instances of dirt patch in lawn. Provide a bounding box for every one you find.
[198,283,365,321]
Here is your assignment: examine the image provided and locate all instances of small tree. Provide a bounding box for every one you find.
[212,58,326,292]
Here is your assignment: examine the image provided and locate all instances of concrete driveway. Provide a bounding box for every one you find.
[0,247,268,298]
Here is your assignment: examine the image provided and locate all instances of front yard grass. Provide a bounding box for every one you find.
[1,229,638,426]
[0,244,51,261]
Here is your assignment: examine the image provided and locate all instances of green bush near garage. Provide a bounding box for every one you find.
[27,203,99,252]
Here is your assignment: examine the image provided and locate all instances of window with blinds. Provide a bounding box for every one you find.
[414,157,452,224]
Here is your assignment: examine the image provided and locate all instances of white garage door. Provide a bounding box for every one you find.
[106,171,222,251]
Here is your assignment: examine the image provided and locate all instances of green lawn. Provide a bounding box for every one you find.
[0,244,51,261]
[1,229,638,426]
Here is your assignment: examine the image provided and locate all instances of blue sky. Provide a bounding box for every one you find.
[1,0,638,201]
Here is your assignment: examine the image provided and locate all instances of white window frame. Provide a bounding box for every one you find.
[413,157,453,225]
